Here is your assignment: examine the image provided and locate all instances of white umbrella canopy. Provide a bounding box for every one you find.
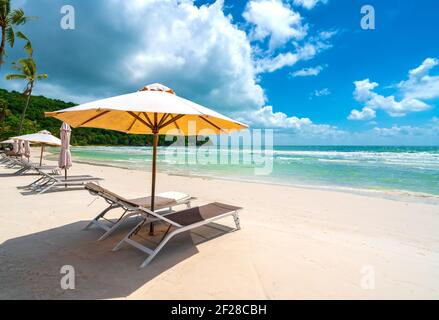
[45,83,248,234]
[12,131,62,146]
[0,139,14,144]
[12,130,62,166]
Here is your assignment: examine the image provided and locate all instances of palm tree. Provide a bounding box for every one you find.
[6,57,47,133]
[0,0,32,67]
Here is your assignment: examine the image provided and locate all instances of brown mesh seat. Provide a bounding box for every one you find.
[166,202,242,226]
[113,201,242,268]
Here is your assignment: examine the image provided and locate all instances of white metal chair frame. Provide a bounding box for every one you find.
[83,185,191,241]
[113,203,241,268]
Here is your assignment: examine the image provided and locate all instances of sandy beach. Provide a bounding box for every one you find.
[1,148,438,300]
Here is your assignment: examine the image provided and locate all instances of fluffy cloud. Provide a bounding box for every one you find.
[291,65,324,77]
[243,0,307,49]
[256,31,335,73]
[397,58,439,100]
[0,0,266,112]
[237,106,346,138]
[347,107,376,121]
[115,0,265,111]
[242,105,312,128]
[348,58,439,121]
[348,79,430,119]
[293,0,328,10]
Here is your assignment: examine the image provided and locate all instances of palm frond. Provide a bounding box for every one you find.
[5,73,26,80]
[10,8,25,25]
[37,73,48,80]
[16,31,32,56]
[5,26,14,47]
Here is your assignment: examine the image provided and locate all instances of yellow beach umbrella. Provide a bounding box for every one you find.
[45,83,248,233]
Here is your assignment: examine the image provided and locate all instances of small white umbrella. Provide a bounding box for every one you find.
[24,141,31,161]
[0,139,14,144]
[12,130,62,166]
[58,122,72,183]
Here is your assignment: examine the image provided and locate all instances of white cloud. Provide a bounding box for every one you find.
[293,0,328,10]
[347,107,376,121]
[243,0,307,49]
[109,0,265,111]
[256,31,335,73]
[237,106,346,138]
[398,57,439,100]
[312,88,331,97]
[372,124,439,138]
[242,105,312,128]
[256,52,299,73]
[348,78,431,119]
[291,65,324,77]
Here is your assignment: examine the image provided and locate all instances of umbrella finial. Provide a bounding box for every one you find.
[139,83,176,95]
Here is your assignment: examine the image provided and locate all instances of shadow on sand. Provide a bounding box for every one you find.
[0,218,234,299]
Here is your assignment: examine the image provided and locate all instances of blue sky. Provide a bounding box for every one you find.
[1,0,438,145]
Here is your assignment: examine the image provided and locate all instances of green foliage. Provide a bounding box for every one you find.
[0,88,210,146]
[6,56,48,133]
[0,0,34,66]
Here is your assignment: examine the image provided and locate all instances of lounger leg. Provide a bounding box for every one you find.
[97,211,139,241]
[233,212,241,230]
[83,204,116,230]
[14,167,28,175]
[139,228,179,268]
[22,175,45,189]
[112,218,147,251]
[37,180,56,194]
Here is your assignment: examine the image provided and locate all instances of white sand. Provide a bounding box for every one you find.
[0,149,438,299]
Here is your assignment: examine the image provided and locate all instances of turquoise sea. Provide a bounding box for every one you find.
[49,145,439,197]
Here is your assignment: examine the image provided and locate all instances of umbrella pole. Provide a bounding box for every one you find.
[39,145,44,167]
[65,168,68,188]
[149,130,159,235]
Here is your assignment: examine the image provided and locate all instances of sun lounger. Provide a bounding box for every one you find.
[23,171,103,194]
[83,182,191,241]
[112,202,241,268]
[10,159,60,176]
[0,153,20,166]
